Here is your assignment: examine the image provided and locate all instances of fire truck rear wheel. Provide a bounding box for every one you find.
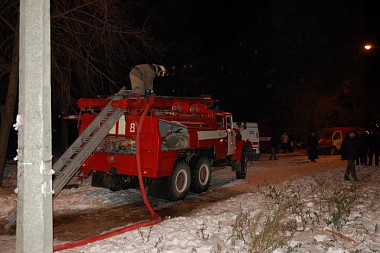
[168,161,191,201]
[190,156,212,193]
[236,147,248,179]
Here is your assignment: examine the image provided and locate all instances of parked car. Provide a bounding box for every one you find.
[318,127,364,155]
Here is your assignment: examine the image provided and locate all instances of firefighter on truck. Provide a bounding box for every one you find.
[129,63,167,95]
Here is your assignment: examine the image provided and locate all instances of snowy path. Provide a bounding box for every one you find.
[1,152,380,252]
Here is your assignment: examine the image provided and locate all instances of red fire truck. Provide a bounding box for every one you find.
[77,93,251,201]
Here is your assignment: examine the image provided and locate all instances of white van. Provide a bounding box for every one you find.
[234,122,260,160]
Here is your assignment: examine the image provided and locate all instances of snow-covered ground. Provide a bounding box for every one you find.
[1,155,380,252]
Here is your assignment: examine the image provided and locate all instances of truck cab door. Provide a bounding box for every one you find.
[226,116,236,156]
[216,115,228,158]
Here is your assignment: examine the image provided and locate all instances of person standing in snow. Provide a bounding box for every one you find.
[355,129,368,166]
[307,131,318,162]
[341,131,358,181]
[269,132,279,160]
[129,64,167,95]
[374,130,380,167]
[280,131,289,153]
[368,129,380,167]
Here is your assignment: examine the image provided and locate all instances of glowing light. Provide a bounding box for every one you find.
[364,44,374,50]
[142,169,150,176]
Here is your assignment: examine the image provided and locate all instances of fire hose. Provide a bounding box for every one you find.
[54,95,161,252]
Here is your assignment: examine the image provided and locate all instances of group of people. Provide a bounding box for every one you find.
[342,129,380,181]
[355,129,380,166]
[306,128,380,181]
[270,128,380,181]
[269,131,295,160]
[307,129,380,181]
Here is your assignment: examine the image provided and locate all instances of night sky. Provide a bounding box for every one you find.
[2,0,380,155]
[151,1,380,131]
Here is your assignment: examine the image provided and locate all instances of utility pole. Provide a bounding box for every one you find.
[16,0,52,252]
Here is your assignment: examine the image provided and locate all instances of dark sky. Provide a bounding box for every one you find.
[4,0,380,156]
[150,1,380,127]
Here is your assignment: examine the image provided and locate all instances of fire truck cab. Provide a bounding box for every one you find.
[78,94,251,201]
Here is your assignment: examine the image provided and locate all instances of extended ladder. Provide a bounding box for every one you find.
[6,87,129,227]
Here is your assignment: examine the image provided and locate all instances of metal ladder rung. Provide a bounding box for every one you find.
[69,146,81,152]
[62,159,73,165]
[82,137,92,142]
[74,148,83,154]
[99,117,110,121]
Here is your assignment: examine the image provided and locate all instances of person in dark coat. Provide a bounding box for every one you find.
[341,131,358,181]
[375,130,380,167]
[307,131,318,162]
[269,132,279,160]
[356,129,368,165]
[368,129,380,166]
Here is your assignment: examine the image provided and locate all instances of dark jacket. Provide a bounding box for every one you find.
[307,135,318,149]
[270,134,280,148]
[375,133,380,152]
[341,136,357,160]
[367,133,380,151]
[358,134,368,152]
[307,135,318,160]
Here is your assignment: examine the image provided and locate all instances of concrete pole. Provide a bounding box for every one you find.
[16,0,52,252]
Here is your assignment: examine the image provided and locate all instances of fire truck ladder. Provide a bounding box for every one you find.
[6,87,128,227]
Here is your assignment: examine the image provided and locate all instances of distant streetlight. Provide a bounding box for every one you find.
[364,43,379,51]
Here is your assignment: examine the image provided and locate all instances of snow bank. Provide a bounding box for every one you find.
[60,166,380,253]
[1,157,380,253]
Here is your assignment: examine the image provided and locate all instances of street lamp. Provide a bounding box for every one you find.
[364,43,379,51]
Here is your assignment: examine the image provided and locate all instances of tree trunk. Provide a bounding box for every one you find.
[0,19,19,186]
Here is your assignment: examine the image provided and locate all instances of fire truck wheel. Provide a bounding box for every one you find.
[236,147,248,179]
[190,156,212,193]
[168,161,191,201]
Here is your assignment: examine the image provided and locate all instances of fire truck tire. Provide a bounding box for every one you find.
[236,147,248,179]
[168,161,191,201]
[190,156,212,193]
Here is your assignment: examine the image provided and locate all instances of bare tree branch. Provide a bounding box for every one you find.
[52,0,99,19]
